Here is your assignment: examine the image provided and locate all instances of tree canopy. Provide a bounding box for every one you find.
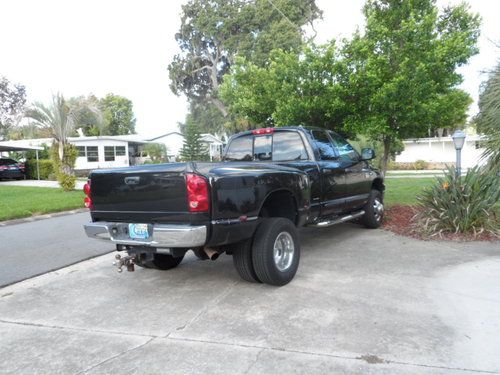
[0,76,26,139]
[169,0,322,132]
[179,118,209,161]
[341,0,480,171]
[99,93,136,135]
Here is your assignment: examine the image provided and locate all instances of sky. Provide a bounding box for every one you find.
[1,0,499,137]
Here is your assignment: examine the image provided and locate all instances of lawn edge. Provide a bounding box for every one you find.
[0,208,88,227]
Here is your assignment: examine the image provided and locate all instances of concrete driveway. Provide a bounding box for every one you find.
[0,224,498,374]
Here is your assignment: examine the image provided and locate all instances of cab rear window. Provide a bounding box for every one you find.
[224,131,308,162]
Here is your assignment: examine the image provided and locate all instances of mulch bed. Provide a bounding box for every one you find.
[383,205,499,242]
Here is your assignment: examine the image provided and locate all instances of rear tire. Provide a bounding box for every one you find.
[136,253,184,270]
[361,189,384,229]
[232,239,261,283]
[252,218,300,286]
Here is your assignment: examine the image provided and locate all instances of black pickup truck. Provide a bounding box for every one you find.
[83,126,384,286]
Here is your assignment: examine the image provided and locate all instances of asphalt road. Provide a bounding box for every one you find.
[0,212,113,286]
[0,224,498,374]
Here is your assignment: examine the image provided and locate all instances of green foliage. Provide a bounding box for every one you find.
[99,93,136,135]
[416,167,500,236]
[341,0,481,172]
[350,135,403,170]
[57,172,77,191]
[475,62,500,174]
[414,160,429,170]
[144,143,167,163]
[25,159,54,180]
[50,142,78,173]
[179,120,209,161]
[67,94,103,136]
[0,76,26,139]
[24,144,51,160]
[221,44,350,133]
[169,0,322,133]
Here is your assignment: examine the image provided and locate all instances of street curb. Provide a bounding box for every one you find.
[0,208,88,227]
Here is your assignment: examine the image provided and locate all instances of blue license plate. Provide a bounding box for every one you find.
[129,224,149,239]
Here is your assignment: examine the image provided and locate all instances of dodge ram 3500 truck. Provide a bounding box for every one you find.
[83,126,384,286]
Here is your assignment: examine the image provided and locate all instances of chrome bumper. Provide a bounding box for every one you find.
[84,222,207,248]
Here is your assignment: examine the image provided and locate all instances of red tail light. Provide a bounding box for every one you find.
[186,173,209,212]
[252,127,274,135]
[0,165,8,170]
[83,180,93,209]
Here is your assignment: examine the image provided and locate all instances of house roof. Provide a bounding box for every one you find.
[0,142,43,152]
[147,132,183,141]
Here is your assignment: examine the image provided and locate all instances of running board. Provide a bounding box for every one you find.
[308,210,365,228]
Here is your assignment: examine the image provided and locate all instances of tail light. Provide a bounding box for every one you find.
[252,127,274,135]
[83,180,93,209]
[18,162,25,171]
[186,173,209,212]
[0,166,8,170]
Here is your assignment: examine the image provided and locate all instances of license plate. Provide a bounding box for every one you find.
[129,224,149,239]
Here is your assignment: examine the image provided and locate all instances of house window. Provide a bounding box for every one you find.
[116,146,126,156]
[104,146,115,161]
[87,146,98,162]
[76,146,86,157]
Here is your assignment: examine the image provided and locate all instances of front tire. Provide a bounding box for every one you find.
[361,189,384,229]
[136,253,184,270]
[252,218,300,286]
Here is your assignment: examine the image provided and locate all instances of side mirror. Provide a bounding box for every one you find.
[360,148,375,161]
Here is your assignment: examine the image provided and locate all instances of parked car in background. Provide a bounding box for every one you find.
[0,158,25,180]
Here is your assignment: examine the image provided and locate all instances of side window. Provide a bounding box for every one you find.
[87,146,98,162]
[76,146,86,157]
[104,146,115,162]
[328,131,359,162]
[273,132,308,161]
[224,136,253,161]
[311,130,337,160]
[254,135,272,161]
[116,146,126,156]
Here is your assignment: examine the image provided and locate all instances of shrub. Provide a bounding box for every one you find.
[57,172,77,191]
[414,160,428,170]
[25,159,54,180]
[416,166,500,236]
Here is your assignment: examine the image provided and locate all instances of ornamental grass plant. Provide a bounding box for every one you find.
[416,166,499,237]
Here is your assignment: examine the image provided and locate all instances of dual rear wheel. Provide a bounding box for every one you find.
[233,217,300,286]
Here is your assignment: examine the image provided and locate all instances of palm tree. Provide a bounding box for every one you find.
[476,62,500,174]
[26,93,75,173]
[26,93,103,174]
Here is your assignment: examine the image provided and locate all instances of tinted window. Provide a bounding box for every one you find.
[225,136,253,161]
[87,146,98,162]
[254,135,272,161]
[273,132,308,161]
[329,132,359,162]
[311,130,337,160]
[116,146,126,156]
[104,146,115,161]
[0,158,17,165]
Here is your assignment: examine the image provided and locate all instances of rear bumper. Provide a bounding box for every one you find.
[84,222,207,248]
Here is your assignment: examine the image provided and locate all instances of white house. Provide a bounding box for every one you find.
[0,136,157,171]
[395,135,487,169]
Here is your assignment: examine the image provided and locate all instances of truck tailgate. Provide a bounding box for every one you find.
[89,163,193,222]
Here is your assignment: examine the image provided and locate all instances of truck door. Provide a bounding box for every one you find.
[328,131,371,212]
[310,130,346,217]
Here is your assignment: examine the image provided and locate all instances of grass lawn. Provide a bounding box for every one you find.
[0,186,85,221]
[384,178,436,207]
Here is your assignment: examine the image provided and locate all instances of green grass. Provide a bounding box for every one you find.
[384,178,436,207]
[0,186,85,221]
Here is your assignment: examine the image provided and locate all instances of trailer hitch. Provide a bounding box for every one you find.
[113,253,136,273]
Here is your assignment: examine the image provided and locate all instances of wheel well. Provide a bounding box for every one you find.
[259,190,298,225]
[372,178,385,193]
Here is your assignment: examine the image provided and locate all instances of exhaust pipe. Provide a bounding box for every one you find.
[203,248,220,261]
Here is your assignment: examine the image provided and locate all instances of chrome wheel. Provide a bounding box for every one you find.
[273,232,295,272]
[373,198,384,222]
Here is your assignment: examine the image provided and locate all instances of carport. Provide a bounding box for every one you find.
[0,143,43,180]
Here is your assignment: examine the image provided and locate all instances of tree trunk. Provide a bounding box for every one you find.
[381,137,391,176]
[210,97,229,117]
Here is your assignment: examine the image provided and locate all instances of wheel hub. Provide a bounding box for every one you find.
[373,198,384,222]
[273,232,294,272]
